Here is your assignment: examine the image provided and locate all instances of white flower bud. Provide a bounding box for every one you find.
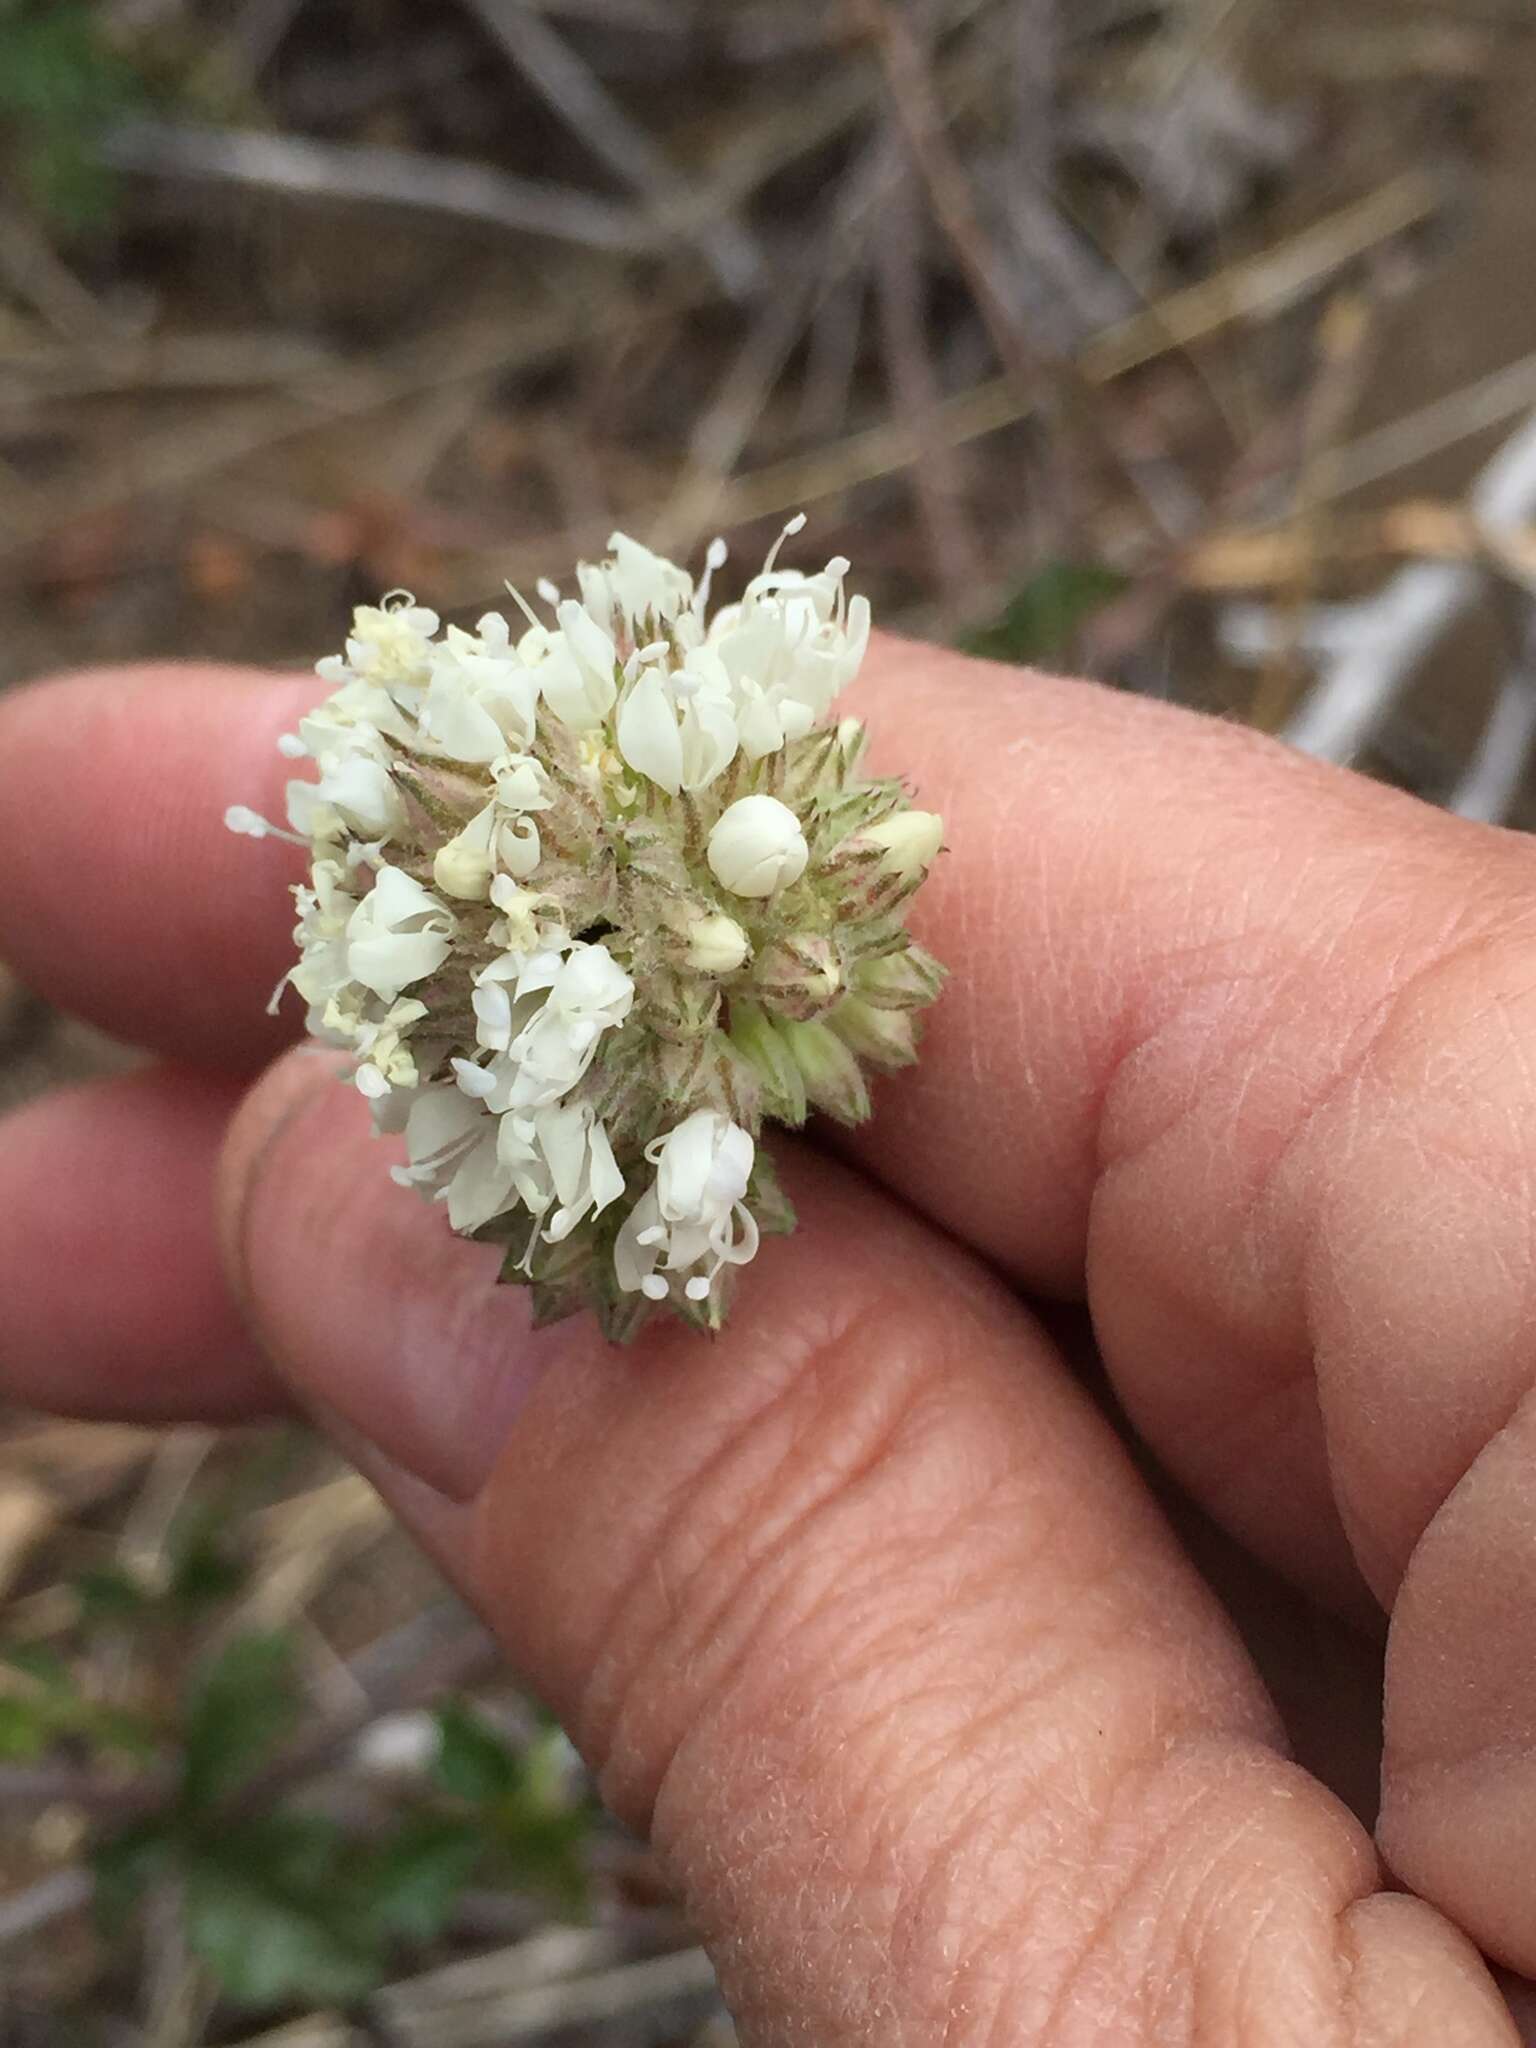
[861,810,943,884]
[433,838,493,901]
[706,794,808,898]
[684,911,750,975]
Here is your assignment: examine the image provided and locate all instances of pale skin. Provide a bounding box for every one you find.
[5,637,1536,2043]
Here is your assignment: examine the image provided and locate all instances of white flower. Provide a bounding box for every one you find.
[535,1100,625,1242]
[432,753,553,899]
[684,911,750,975]
[615,655,738,794]
[614,1111,759,1302]
[707,794,808,898]
[533,601,619,731]
[285,733,404,845]
[419,615,539,763]
[228,522,943,1338]
[469,939,634,1111]
[707,547,870,756]
[354,998,429,1100]
[286,859,360,1015]
[857,809,944,884]
[578,531,694,632]
[393,1086,511,1233]
[316,598,440,710]
[393,1087,624,1247]
[292,672,421,757]
[345,865,455,1001]
[488,875,562,955]
[502,941,635,1109]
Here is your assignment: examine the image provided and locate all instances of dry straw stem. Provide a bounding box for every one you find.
[0,275,701,563]
[376,1938,718,2048]
[1448,613,1536,822]
[1282,406,1536,762]
[462,0,762,295]
[231,2020,362,2048]
[99,120,656,254]
[1183,498,1536,589]
[433,168,1443,603]
[714,168,1436,516]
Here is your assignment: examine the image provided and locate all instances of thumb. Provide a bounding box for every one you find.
[219,1050,1517,2047]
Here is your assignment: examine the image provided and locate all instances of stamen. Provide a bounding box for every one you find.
[224,805,306,847]
[641,1275,669,1301]
[503,581,546,635]
[696,535,728,611]
[760,512,807,582]
[685,1275,711,1301]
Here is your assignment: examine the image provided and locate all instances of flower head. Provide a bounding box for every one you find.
[229,527,944,1339]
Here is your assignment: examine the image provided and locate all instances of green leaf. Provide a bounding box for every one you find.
[73,1566,152,1623]
[482,1724,595,1911]
[182,1816,382,2008]
[962,562,1127,667]
[1,1643,74,1693]
[180,1633,298,1812]
[432,1701,520,1807]
[80,1702,157,1760]
[0,1696,48,1760]
[0,2,149,231]
[167,1536,247,1609]
[493,1805,592,1913]
[93,1819,173,1932]
[358,1814,484,1942]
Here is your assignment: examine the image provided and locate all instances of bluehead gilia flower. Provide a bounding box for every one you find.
[228,522,945,1340]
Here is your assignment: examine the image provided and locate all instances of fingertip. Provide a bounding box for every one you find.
[0,1065,283,1419]
[0,663,321,1071]
[1340,1894,1521,2047]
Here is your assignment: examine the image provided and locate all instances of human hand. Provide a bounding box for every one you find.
[3,639,1536,2044]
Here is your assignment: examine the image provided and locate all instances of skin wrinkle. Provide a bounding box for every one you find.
[602,1332,1076,1831]
[599,1396,935,1826]
[947,1742,1363,2047]
[627,1353,1281,2043]
[685,1551,1274,2039]
[581,1290,943,1799]
[1298,919,1536,1598]
[1109,1776,1302,2047]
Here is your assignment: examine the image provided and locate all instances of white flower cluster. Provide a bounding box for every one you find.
[230,523,940,1338]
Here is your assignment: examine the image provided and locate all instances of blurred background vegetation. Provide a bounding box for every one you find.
[2,0,1535,2040]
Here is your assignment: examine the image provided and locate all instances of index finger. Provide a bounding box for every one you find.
[0,663,320,1071]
